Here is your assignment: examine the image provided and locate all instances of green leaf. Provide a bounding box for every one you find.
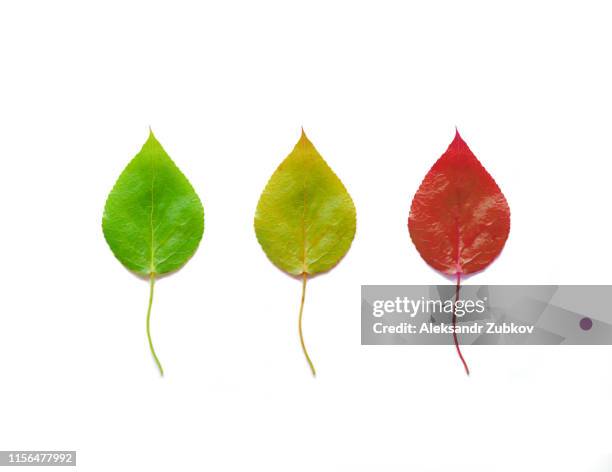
[103,130,204,276]
[254,129,356,376]
[102,129,204,375]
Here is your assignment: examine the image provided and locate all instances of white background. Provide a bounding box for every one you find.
[1,1,611,470]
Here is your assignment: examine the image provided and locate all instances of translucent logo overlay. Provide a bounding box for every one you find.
[361,286,612,345]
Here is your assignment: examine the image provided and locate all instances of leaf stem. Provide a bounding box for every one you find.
[147,273,164,376]
[298,272,316,377]
[452,273,470,376]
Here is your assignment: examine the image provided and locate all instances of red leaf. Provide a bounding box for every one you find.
[408,130,510,276]
[409,130,510,375]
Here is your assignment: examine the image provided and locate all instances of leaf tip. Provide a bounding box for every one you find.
[298,127,311,146]
[144,127,163,151]
[449,127,470,153]
[453,126,463,142]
